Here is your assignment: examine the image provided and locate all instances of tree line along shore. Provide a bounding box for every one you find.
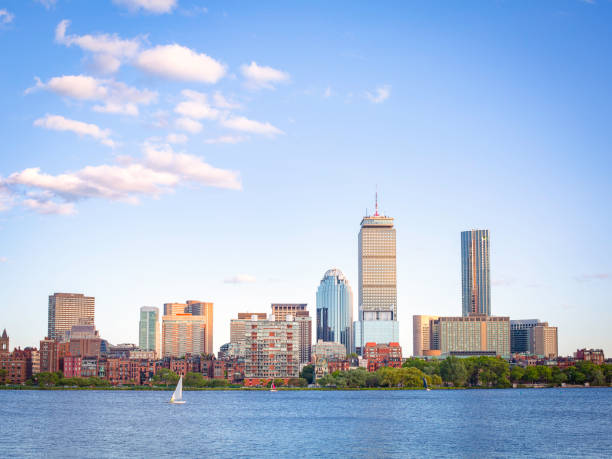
[2,356,611,390]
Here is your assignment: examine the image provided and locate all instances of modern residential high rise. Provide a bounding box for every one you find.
[161,301,212,358]
[316,268,354,353]
[229,312,267,357]
[48,293,95,341]
[532,325,558,359]
[461,230,491,316]
[412,315,439,357]
[354,196,398,354]
[185,301,214,355]
[271,304,312,364]
[430,315,510,356]
[139,307,160,357]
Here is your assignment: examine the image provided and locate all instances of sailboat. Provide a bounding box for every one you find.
[423,377,431,392]
[270,382,277,392]
[170,375,186,404]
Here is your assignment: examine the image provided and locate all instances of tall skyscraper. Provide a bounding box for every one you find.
[316,268,354,353]
[185,301,214,355]
[139,307,160,357]
[461,230,491,316]
[230,312,267,357]
[412,315,439,357]
[161,301,213,357]
[271,304,312,364]
[354,196,398,354]
[48,293,95,341]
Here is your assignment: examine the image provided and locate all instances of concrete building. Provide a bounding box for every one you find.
[229,313,267,357]
[312,339,347,361]
[316,268,354,353]
[461,230,491,316]
[431,315,510,357]
[271,304,312,364]
[48,293,95,341]
[139,306,160,357]
[412,315,439,357]
[354,197,399,354]
[162,301,212,357]
[39,338,60,373]
[363,342,402,372]
[532,325,558,359]
[243,314,300,380]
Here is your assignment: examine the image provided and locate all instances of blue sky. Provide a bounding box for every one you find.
[0,0,610,356]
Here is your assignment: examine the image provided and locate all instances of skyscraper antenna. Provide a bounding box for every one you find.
[374,185,379,217]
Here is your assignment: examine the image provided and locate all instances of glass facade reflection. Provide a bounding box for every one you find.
[316,269,353,353]
[461,229,491,316]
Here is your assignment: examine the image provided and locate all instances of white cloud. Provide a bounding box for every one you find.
[204,135,247,145]
[166,133,188,144]
[136,44,226,83]
[0,9,15,24]
[175,90,219,120]
[366,85,391,104]
[113,0,177,14]
[34,114,116,147]
[221,116,283,137]
[2,144,240,214]
[55,20,142,73]
[26,75,157,116]
[224,274,256,284]
[212,91,241,109]
[35,0,58,10]
[241,61,289,89]
[175,117,203,134]
[23,198,76,215]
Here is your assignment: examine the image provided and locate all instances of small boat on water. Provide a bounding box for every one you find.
[270,382,277,392]
[170,375,186,404]
[423,377,431,391]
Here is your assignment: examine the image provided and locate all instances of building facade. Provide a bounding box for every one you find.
[431,315,510,356]
[532,325,558,359]
[162,301,212,358]
[229,313,267,358]
[461,230,491,316]
[316,268,354,353]
[48,293,95,341]
[412,315,439,357]
[363,342,402,372]
[354,200,398,354]
[271,304,312,364]
[139,306,160,357]
[312,339,347,361]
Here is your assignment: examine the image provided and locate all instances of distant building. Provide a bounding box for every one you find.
[63,356,82,378]
[218,343,231,360]
[510,320,558,358]
[316,268,354,353]
[532,325,558,359]
[39,338,60,373]
[312,339,347,361]
[271,304,312,364]
[243,314,299,380]
[363,342,402,372]
[162,301,213,357]
[139,307,160,358]
[575,349,604,365]
[510,319,541,353]
[461,230,490,316]
[412,315,439,357]
[229,313,267,357]
[354,198,399,355]
[0,329,9,355]
[48,293,95,341]
[431,315,510,357]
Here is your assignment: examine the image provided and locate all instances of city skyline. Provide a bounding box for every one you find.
[1,1,611,356]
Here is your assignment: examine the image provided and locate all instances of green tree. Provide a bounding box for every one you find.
[184,372,206,387]
[300,364,314,384]
[510,366,525,383]
[522,366,538,384]
[365,374,380,387]
[440,357,467,386]
[153,368,179,385]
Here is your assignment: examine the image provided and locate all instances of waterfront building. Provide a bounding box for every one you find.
[363,342,402,372]
[271,304,312,364]
[229,313,267,357]
[39,338,60,373]
[431,315,510,356]
[243,314,299,380]
[161,301,213,357]
[312,339,347,361]
[0,352,27,384]
[0,329,8,355]
[48,293,95,341]
[510,319,541,353]
[63,355,82,378]
[532,325,558,359]
[354,197,399,354]
[575,349,604,365]
[139,307,160,357]
[412,315,439,356]
[316,268,354,353]
[461,230,491,316]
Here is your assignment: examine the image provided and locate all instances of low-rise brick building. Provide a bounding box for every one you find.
[363,342,402,372]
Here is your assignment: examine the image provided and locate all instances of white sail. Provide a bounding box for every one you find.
[171,376,183,402]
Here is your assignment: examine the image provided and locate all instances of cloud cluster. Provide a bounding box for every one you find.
[224,274,256,284]
[1,144,241,215]
[34,114,116,147]
[113,0,177,14]
[35,0,57,10]
[241,61,289,89]
[221,116,283,137]
[0,9,14,24]
[574,273,609,283]
[27,75,157,116]
[366,85,391,104]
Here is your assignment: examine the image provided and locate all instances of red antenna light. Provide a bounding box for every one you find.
[374,187,379,217]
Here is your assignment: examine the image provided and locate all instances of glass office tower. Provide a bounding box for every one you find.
[139,306,160,357]
[316,268,354,353]
[461,229,491,316]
